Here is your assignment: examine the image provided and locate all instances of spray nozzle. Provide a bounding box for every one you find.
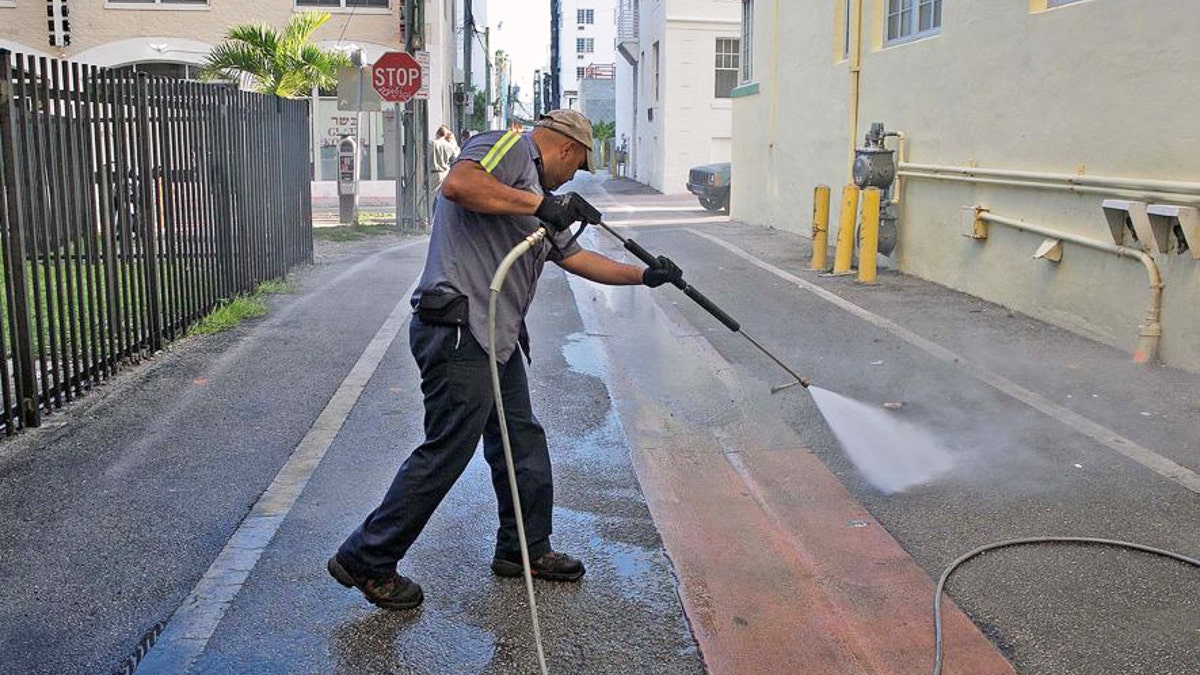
[770,377,810,395]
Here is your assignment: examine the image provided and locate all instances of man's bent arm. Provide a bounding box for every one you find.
[442,161,541,216]
[556,250,644,286]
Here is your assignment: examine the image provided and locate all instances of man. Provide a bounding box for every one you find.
[429,125,460,193]
[328,109,683,610]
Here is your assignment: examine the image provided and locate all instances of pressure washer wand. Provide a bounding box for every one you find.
[594,220,809,393]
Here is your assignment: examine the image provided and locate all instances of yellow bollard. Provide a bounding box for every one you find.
[832,184,860,275]
[858,187,881,284]
[811,185,831,271]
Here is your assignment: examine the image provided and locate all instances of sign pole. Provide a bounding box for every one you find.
[400,102,410,228]
[374,0,429,228]
[372,45,425,230]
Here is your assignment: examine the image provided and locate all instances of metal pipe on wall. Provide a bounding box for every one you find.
[901,162,1200,196]
[977,211,1164,364]
[897,170,1200,206]
[846,0,863,180]
[885,130,906,205]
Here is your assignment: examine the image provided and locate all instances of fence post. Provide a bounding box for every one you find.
[0,52,42,428]
[302,97,313,264]
[275,95,285,280]
[135,73,163,351]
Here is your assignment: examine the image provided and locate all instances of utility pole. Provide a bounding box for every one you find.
[506,60,515,123]
[550,0,561,109]
[463,0,474,133]
[398,0,429,229]
[484,27,492,130]
[533,70,542,119]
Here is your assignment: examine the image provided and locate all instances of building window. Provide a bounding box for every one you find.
[107,0,211,5]
[741,0,754,82]
[577,8,594,24]
[295,0,389,8]
[652,41,660,102]
[577,66,586,80]
[714,38,740,98]
[114,62,203,79]
[577,37,595,53]
[843,0,853,59]
[886,0,941,44]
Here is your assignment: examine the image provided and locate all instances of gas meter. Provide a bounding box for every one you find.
[853,123,896,190]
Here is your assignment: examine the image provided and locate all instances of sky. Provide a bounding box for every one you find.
[482,0,551,117]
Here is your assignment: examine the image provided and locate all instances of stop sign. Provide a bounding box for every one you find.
[372,52,423,103]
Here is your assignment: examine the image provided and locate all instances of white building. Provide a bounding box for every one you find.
[615,0,740,193]
[558,0,618,110]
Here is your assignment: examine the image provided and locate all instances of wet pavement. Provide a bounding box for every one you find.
[0,173,1197,674]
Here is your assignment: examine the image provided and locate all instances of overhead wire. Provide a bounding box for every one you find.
[336,1,358,47]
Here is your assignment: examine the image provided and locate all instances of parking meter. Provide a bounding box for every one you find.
[338,134,359,224]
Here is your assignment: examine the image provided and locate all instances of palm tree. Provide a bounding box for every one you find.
[200,12,349,98]
[591,120,616,143]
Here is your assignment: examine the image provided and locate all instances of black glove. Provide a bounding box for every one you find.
[534,192,602,233]
[642,255,684,289]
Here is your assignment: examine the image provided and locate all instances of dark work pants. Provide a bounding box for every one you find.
[338,317,554,578]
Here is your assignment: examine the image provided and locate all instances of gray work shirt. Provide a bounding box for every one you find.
[412,130,582,364]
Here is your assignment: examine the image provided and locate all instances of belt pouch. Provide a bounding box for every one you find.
[417,291,469,326]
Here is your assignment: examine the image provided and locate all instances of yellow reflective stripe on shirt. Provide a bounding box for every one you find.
[480,131,522,173]
[478,132,513,170]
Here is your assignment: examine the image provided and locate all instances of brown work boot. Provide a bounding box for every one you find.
[491,550,586,582]
[327,555,424,610]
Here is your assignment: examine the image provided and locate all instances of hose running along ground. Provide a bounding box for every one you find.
[932,537,1200,675]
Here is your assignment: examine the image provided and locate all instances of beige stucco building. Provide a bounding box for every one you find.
[732,0,1200,372]
[0,0,460,198]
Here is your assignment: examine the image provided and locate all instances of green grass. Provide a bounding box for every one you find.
[0,228,307,365]
[255,279,298,295]
[313,223,401,242]
[0,253,140,358]
[188,295,269,335]
[187,279,295,336]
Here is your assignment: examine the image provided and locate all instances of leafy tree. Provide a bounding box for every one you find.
[470,90,488,131]
[591,120,616,143]
[200,12,350,98]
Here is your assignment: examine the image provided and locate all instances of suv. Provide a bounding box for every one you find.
[687,163,731,212]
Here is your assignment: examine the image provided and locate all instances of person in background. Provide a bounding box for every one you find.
[430,125,460,193]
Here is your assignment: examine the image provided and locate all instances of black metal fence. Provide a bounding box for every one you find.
[0,51,313,433]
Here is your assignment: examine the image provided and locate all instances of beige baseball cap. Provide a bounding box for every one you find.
[536,109,595,173]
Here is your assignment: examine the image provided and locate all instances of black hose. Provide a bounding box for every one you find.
[932,537,1200,675]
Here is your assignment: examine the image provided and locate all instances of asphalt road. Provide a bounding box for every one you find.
[0,173,1197,674]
